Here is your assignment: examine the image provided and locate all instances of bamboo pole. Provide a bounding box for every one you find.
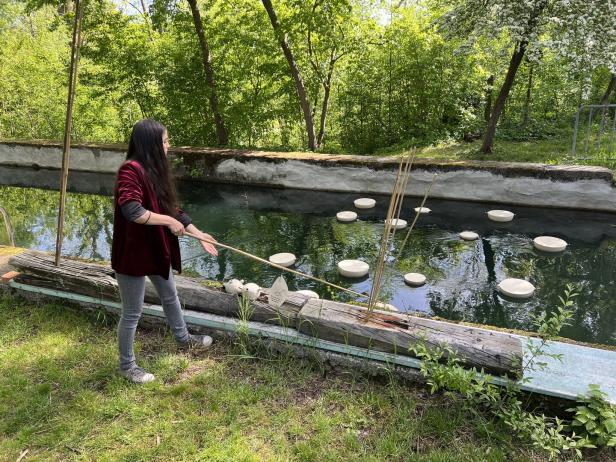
[55,0,84,266]
[369,156,405,300]
[368,155,413,308]
[184,231,367,299]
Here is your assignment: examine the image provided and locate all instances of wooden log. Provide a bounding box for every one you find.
[10,250,118,299]
[9,250,302,326]
[297,299,523,377]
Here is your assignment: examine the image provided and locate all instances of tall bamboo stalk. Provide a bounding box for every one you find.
[395,174,438,261]
[55,0,84,266]
[369,156,404,307]
[368,155,413,309]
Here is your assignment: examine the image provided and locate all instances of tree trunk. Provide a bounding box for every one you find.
[139,0,154,40]
[186,0,228,146]
[600,74,616,105]
[481,41,527,153]
[316,51,336,148]
[261,0,316,151]
[484,75,494,123]
[522,62,533,127]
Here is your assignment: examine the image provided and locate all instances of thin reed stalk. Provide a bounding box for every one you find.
[368,155,414,309]
[395,173,438,261]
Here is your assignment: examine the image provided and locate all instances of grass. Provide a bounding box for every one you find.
[371,131,616,171]
[0,294,613,462]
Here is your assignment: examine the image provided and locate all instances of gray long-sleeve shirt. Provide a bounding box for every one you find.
[120,201,192,228]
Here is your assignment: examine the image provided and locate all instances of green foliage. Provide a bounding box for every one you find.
[408,285,616,460]
[1,0,614,155]
[235,292,255,356]
[567,385,616,448]
[521,284,577,373]
[3,293,565,461]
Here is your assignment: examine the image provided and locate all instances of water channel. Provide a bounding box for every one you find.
[1,166,615,346]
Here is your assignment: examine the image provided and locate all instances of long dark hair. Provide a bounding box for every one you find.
[126,119,178,214]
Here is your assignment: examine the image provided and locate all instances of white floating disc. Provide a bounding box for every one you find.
[242,282,261,300]
[414,207,431,214]
[384,218,407,230]
[404,272,426,286]
[354,198,376,209]
[337,259,370,278]
[459,231,479,241]
[375,302,399,312]
[487,210,515,222]
[297,289,319,299]
[268,252,296,267]
[336,211,358,222]
[497,278,535,299]
[533,236,567,253]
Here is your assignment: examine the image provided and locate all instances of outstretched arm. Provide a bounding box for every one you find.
[185,223,218,256]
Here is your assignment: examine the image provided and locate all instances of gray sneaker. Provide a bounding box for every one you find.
[177,334,213,350]
[118,365,155,384]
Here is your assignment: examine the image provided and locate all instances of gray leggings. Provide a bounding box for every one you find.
[116,268,190,370]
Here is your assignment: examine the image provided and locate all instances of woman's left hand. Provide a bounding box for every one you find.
[199,232,218,257]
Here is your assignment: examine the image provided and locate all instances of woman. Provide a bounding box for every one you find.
[111,119,218,384]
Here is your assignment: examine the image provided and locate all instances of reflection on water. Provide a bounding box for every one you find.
[1,166,616,345]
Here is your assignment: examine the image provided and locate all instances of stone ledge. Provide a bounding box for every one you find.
[2,140,616,212]
[2,139,613,183]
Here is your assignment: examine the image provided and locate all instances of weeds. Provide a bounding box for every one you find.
[235,293,255,357]
[409,284,616,460]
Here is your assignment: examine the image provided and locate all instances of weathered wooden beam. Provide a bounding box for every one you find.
[10,250,118,299]
[9,250,521,376]
[9,250,302,326]
[297,299,523,377]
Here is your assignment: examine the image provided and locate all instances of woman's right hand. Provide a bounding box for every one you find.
[167,217,185,236]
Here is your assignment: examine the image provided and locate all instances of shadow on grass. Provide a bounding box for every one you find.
[1,294,614,461]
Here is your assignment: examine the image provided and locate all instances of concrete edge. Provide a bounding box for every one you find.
[2,139,613,183]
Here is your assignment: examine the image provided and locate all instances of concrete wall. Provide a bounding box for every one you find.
[0,141,125,173]
[2,140,615,212]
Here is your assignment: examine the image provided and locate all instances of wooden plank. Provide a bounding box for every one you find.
[298,299,523,377]
[9,250,301,326]
[10,250,118,299]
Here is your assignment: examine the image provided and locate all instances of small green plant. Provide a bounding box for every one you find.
[522,284,577,375]
[567,384,616,448]
[235,292,255,357]
[409,285,604,460]
[186,165,205,178]
[324,284,339,302]
[200,279,223,290]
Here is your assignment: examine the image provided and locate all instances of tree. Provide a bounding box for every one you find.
[303,0,358,148]
[599,74,616,106]
[261,0,317,150]
[186,0,228,146]
[439,0,616,153]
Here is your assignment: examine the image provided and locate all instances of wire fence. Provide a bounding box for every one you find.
[572,104,616,160]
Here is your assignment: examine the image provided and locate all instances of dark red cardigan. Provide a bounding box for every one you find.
[111,160,181,278]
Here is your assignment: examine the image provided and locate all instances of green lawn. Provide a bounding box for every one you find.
[0,293,612,462]
[372,134,616,171]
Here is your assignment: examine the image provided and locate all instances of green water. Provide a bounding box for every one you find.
[1,167,616,345]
